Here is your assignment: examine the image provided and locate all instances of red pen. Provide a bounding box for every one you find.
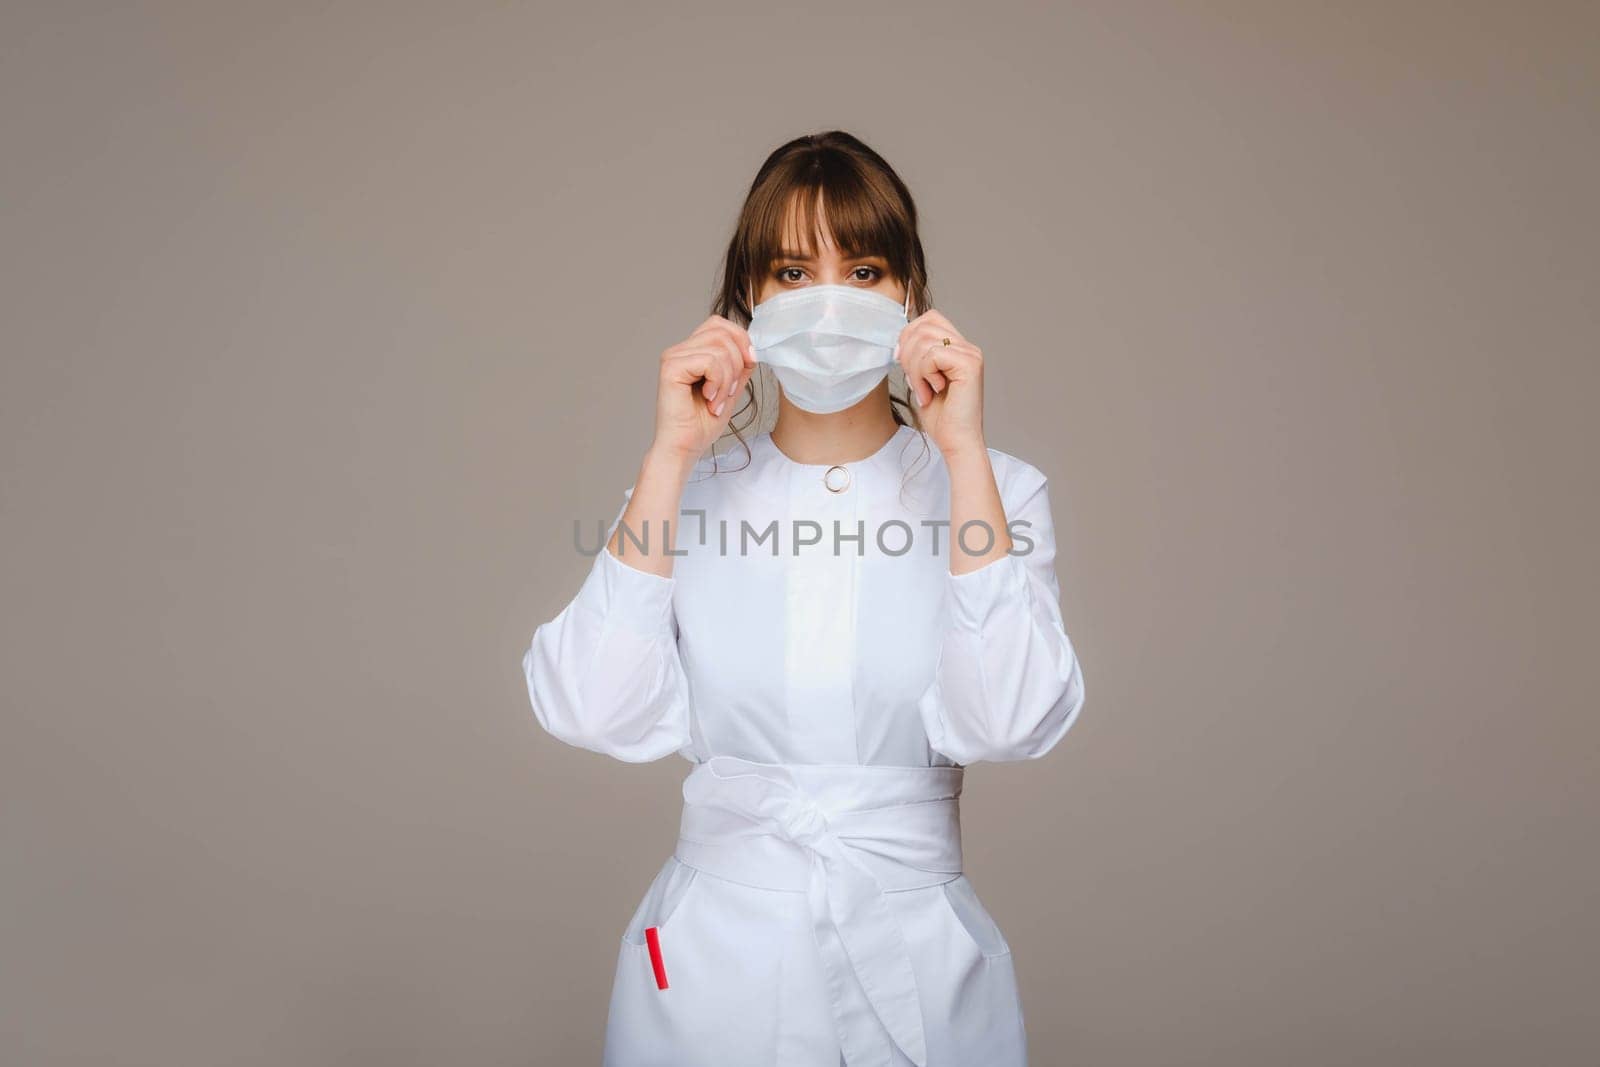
[644,926,669,989]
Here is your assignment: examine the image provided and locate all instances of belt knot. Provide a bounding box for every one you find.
[778,796,831,848]
[675,756,966,1067]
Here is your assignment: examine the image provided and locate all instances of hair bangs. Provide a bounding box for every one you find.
[740,155,917,297]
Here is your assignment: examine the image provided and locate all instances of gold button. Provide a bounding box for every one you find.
[823,464,851,493]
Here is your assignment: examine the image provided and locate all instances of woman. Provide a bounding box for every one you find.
[523,130,1087,1066]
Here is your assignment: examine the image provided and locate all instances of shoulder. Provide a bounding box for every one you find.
[665,436,764,508]
[617,440,756,496]
[975,443,1050,511]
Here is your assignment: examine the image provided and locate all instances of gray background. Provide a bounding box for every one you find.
[3,3,1595,1064]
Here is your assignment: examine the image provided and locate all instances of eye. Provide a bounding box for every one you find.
[851,266,883,283]
[775,267,807,284]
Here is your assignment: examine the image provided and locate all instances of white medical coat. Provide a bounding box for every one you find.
[524,423,1086,1066]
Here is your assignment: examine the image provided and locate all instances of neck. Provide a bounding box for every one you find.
[770,387,901,465]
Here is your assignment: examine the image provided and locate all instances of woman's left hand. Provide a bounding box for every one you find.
[895,309,986,456]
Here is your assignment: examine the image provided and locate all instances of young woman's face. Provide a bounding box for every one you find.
[753,214,908,309]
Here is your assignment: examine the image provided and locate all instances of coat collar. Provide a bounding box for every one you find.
[694,423,941,512]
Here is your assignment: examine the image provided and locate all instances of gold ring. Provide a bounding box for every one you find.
[941,337,951,346]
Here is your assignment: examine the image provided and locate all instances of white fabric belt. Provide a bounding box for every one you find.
[674,755,965,1067]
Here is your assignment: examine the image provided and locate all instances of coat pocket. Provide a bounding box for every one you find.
[621,856,701,947]
[938,874,1013,959]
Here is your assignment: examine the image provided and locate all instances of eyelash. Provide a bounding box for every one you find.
[774,266,883,284]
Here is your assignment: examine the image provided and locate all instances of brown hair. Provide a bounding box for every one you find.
[706,130,935,479]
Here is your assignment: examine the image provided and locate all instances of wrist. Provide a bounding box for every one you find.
[643,442,700,481]
[938,436,989,465]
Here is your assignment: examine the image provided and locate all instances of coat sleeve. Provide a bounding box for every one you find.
[522,484,693,763]
[916,458,1087,765]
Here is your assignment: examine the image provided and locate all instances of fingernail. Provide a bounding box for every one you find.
[714,397,727,416]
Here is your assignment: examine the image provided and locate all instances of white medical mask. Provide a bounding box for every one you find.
[747,282,911,415]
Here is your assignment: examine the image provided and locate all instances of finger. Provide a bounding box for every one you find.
[898,326,947,404]
[663,351,718,414]
[903,308,956,341]
[665,344,730,402]
[687,316,755,377]
[896,325,930,407]
[710,332,745,409]
[682,336,738,405]
[905,314,970,362]
[903,347,939,408]
[692,333,741,412]
[914,308,965,344]
[906,327,975,394]
[713,358,754,421]
[689,314,727,339]
[694,344,723,403]
[899,318,974,399]
[919,335,981,393]
[913,343,959,399]
[701,316,756,367]
[694,315,755,369]
[721,365,753,421]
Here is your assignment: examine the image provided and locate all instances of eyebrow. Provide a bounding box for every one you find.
[772,249,888,262]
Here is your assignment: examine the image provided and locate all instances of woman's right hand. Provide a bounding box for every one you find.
[652,315,757,463]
